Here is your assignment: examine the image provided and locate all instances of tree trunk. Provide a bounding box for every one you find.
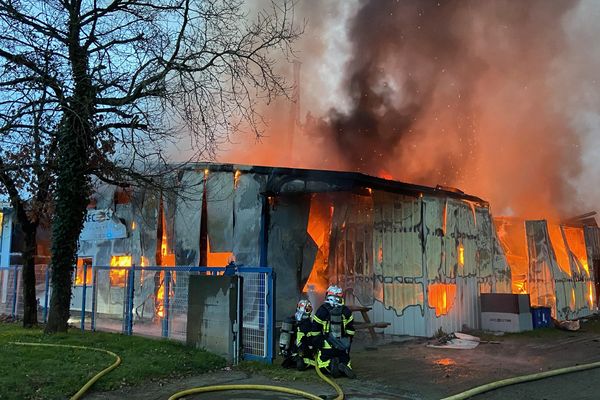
[45,3,94,334]
[21,223,39,327]
[45,122,91,333]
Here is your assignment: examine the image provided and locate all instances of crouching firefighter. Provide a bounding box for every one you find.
[311,285,356,379]
[279,300,316,369]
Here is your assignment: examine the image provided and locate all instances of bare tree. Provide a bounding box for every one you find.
[0,57,59,327]
[0,0,301,332]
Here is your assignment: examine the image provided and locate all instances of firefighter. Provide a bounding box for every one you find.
[311,285,356,379]
[279,299,315,370]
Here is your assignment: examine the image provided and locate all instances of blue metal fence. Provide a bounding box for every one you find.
[0,264,275,364]
[87,265,275,363]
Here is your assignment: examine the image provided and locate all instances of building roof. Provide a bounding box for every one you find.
[178,162,489,206]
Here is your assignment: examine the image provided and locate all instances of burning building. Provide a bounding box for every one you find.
[495,216,599,320]
[72,163,519,337]
[1,162,598,337]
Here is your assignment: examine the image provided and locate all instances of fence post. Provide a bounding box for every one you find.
[80,264,88,331]
[122,277,128,334]
[11,266,18,318]
[43,267,50,323]
[127,265,135,335]
[90,266,97,331]
[259,196,269,267]
[266,269,275,363]
[162,270,170,338]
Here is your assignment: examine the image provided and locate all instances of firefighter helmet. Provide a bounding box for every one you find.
[325,285,344,306]
[295,299,313,321]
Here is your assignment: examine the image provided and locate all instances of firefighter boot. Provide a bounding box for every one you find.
[296,356,307,371]
[338,362,356,379]
[329,357,341,378]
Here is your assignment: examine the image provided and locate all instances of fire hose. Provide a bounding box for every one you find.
[440,359,600,400]
[167,363,344,400]
[9,342,122,400]
[9,341,343,400]
[13,340,600,399]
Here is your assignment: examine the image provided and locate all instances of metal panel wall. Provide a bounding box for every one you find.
[584,226,600,261]
[233,173,266,266]
[267,195,310,319]
[206,171,234,252]
[526,221,595,319]
[373,191,426,336]
[423,199,484,337]
[173,171,204,266]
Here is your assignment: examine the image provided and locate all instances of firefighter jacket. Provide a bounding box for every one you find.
[295,318,314,352]
[310,303,355,351]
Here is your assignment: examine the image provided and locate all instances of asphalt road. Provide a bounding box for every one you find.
[471,367,600,400]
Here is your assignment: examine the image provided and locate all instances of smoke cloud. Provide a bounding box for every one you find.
[222,0,600,219]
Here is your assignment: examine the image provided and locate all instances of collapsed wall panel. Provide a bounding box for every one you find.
[476,208,512,293]
[561,226,595,312]
[267,195,310,319]
[132,188,159,267]
[494,217,529,294]
[174,171,204,266]
[206,172,234,253]
[233,173,265,266]
[526,221,559,314]
[526,221,595,319]
[585,226,600,307]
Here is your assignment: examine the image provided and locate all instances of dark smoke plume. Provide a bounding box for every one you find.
[224,0,597,219]
[318,0,580,217]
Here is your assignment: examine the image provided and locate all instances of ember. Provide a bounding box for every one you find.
[434,358,456,366]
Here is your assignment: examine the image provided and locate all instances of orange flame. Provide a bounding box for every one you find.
[157,214,175,318]
[378,169,393,180]
[563,226,590,276]
[434,358,456,366]
[428,283,457,316]
[458,243,464,267]
[234,170,241,189]
[548,224,572,276]
[303,196,333,294]
[110,255,131,287]
[75,258,92,286]
[494,218,529,294]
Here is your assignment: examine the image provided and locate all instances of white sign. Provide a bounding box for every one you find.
[80,209,128,241]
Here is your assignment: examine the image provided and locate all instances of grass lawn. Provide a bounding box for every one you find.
[239,360,316,382]
[0,321,225,400]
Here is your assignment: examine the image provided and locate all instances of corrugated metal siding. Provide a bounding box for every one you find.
[233,173,265,266]
[585,226,600,309]
[370,300,426,337]
[584,226,600,260]
[174,171,204,265]
[370,191,426,336]
[206,171,234,252]
[347,193,503,337]
[526,221,596,319]
[426,276,480,337]
[423,199,482,336]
